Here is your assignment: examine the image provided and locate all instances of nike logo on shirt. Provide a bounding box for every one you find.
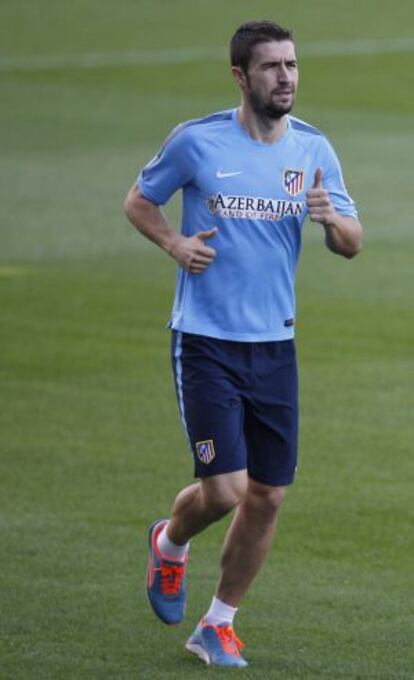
[216,170,243,178]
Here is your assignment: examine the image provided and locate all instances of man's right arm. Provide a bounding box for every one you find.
[124,185,217,274]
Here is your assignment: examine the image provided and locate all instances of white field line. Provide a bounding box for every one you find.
[1,37,414,73]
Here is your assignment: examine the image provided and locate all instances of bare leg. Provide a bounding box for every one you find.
[216,478,286,606]
[167,470,248,545]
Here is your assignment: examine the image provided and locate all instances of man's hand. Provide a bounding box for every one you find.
[305,167,362,258]
[124,186,218,273]
[168,228,218,274]
[306,167,336,226]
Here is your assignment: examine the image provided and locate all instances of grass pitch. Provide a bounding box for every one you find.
[1,1,414,678]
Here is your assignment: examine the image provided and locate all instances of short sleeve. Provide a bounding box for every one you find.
[137,125,196,206]
[319,138,358,219]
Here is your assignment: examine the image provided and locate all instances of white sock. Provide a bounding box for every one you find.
[204,596,238,627]
[157,522,189,562]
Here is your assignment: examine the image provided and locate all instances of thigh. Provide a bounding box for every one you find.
[245,340,298,486]
[171,331,248,479]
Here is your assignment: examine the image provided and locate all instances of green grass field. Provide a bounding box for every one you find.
[1,1,413,678]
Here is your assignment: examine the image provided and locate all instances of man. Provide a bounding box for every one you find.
[124,20,362,668]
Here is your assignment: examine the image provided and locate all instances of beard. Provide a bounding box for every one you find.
[247,86,295,120]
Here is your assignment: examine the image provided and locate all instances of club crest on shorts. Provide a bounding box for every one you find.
[196,439,216,464]
[283,169,304,196]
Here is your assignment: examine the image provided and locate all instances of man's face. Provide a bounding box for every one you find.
[238,40,299,119]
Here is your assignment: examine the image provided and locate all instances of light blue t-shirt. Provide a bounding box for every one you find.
[137,108,357,341]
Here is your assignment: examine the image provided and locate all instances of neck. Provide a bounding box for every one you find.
[238,103,288,144]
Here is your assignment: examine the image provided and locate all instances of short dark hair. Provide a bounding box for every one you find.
[230,20,294,72]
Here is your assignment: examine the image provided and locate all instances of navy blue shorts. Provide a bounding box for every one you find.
[171,331,298,487]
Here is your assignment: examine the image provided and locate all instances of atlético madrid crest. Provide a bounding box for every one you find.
[196,439,216,465]
[283,169,305,197]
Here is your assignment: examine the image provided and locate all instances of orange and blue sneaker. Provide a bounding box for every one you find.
[146,519,188,625]
[185,618,248,667]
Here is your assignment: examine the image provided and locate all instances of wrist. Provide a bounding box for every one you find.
[321,210,339,230]
[161,230,183,258]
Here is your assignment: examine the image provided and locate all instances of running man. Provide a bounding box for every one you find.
[124,20,363,668]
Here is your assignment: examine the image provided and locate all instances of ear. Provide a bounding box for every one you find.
[231,65,246,88]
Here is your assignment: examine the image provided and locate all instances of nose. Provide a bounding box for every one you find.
[277,64,289,83]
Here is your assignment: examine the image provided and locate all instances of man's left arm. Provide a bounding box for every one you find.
[306,167,363,259]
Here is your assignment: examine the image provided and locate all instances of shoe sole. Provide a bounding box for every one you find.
[184,637,249,668]
[185,640,248,668]
[185,640,211,665]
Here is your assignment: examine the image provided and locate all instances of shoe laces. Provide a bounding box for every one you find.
[216,625,245,656]
[160,562,185,595]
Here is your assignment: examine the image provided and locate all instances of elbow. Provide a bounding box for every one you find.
[345,223,364,259]
[327,238,363,259]
[343,241,362,259]
[347,233,363,258]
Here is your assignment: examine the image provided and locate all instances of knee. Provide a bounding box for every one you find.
[245,482,286,520]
